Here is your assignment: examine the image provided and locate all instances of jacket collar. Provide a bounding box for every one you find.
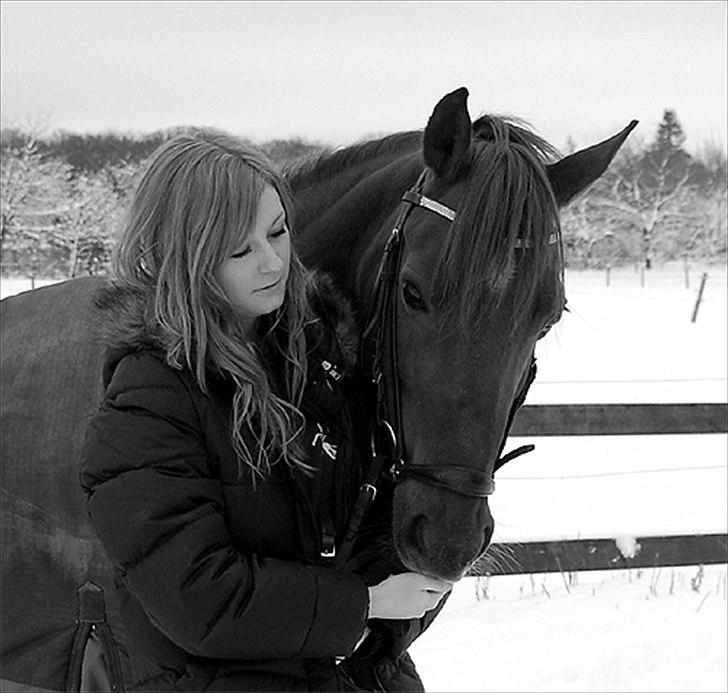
[91,271,359,387]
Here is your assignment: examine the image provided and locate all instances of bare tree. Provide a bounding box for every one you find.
[59,162,137,276]
[586,111,695,270]
[560,194,598,269]
[1,126,73,274]
[679,186,728,262]
[1,120,139,276]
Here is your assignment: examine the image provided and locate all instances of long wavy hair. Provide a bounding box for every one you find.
[112,129,314,480]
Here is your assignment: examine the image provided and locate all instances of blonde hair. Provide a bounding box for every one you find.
[113,129,314,480]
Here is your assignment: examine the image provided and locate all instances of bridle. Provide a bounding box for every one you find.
[335,169,547,566]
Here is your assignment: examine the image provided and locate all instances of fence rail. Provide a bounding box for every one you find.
[482,533,728,575]
[490,402,728,575]
[512,402,728,436]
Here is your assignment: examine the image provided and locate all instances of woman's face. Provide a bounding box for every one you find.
[215,184,291,333]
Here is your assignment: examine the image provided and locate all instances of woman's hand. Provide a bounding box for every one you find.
[367,572,453,620]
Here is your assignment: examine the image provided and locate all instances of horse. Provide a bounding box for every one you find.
[0,87,635,691]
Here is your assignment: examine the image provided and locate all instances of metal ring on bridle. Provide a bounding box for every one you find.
[371,419,398,459]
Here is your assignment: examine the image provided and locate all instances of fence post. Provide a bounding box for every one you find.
[606,264,611,287]
[691,273,708,323]
[683,253,690,289]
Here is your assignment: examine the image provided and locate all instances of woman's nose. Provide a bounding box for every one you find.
[259,244,284,273]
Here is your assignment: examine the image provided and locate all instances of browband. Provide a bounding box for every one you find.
[401,189,558,248]
[401,190,457,221]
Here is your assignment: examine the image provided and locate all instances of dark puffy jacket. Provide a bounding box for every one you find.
[79,280,436,692]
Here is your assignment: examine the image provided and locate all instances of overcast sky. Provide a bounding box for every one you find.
[1,1,726,154]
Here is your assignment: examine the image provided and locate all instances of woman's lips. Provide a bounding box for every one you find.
[256,278,282,292]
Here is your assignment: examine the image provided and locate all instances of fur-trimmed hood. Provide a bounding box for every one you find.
[91,271,360,385]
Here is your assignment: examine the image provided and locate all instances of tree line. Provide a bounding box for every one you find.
[560,111,726,270]
[1,111,725,279]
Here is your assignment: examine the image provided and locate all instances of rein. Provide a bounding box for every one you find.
[334,170,542,566]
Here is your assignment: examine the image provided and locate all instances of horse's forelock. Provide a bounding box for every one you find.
[432,116,564,336]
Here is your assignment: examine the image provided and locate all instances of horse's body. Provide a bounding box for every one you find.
[0,88,635,690]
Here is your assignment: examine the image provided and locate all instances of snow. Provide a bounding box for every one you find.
[409,264,728,692]
[614,535,640,559]
[489,265,727,544]
[0,277,65,299]
[3,266,727,691]
[411,566,728,692]
[490,433,726,542]
[532,266,727,405]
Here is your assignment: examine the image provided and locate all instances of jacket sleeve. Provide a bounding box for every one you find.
[339,479,447,688]
[80,352,369,660]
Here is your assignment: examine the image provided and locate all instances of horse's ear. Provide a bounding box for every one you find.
[423,87,472,183]
[547,120,638,206]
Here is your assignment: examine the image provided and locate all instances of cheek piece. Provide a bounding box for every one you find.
[336,171,544,565]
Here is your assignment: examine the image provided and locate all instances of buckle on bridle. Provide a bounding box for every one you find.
[360,482,377,503]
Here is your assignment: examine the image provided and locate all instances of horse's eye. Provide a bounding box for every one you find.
[402,280,428,312]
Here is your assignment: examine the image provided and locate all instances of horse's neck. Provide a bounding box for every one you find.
[288,132,420,227]
[292,150,421,304]
[290,165,377,231]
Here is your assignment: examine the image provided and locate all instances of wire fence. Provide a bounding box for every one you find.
[535,377,726,384]
[499,464,725,481]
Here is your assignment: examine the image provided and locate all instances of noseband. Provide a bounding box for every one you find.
[360,170,540,501]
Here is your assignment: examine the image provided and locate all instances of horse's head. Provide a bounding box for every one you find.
[363,88,636,581]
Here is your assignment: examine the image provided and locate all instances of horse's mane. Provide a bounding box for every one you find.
[283,130,421,189]
[432,115,565,335]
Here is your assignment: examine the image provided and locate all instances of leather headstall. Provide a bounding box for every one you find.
[335,169,545,566]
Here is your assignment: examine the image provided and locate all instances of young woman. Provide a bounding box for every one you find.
[79,130,451,692]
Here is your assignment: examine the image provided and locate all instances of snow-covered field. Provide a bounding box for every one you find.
[2,266,727,691]
[412,265,728,692]
[411,565,727,692]
[0,277,65,299]
[492,266,726,544]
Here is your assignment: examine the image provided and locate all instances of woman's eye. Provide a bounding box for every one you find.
[230,246,251,259]
[402,280,428,312]
[269,226,288,239]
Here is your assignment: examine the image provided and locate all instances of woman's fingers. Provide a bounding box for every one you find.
[367,573,454,620]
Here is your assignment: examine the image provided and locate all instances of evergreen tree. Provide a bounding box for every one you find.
[642,109,694,192]
[654,109,686,152]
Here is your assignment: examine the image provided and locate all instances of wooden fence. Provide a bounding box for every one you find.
[481,402,728,575]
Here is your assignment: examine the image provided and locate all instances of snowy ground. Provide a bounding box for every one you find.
[0,277,64,299]
[2,266,727,691]
[412,265,728,692]
[411,565,727,693]
[492,265,726,544]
